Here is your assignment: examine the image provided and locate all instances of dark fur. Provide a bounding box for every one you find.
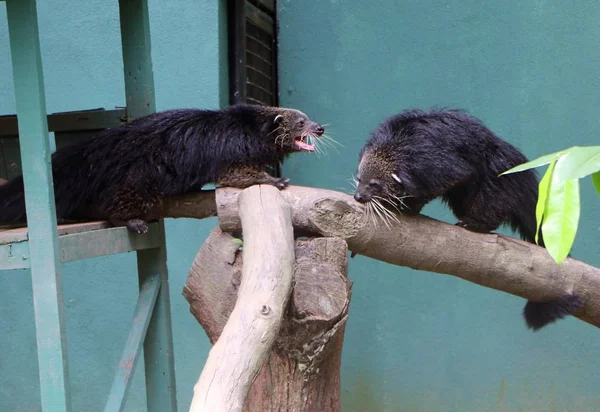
[0,104,324,233]
[354,108,583,331]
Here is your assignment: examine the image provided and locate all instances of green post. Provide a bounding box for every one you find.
[118,0,178,410]
[118,0,156,118]
[5,0,70,411]
[136,230,178,412]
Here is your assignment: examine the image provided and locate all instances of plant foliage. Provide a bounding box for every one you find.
[502,146,600,264]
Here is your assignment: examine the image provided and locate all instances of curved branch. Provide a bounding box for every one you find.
[188,185,295,411]
[160,185,600,329]
[183,228,351,411]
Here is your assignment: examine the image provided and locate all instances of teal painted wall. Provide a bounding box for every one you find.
[0,1,224,410]
[278,1,600,411]
[2,1,599,411]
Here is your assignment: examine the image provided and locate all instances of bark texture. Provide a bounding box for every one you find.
[184,228,351,411]
[187,185,295,412]
[160,186,600,329]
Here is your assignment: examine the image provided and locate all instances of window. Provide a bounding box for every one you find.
[228,0,278,107]
[228,1,282,177]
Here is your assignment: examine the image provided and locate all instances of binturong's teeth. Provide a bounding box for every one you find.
[293,135,315,152]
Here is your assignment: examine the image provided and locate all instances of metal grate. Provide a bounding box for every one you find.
[245,20,275,106]
[228,0,280,176]
[229,0,278,107]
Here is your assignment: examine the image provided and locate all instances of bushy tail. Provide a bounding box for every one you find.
[523,294,584,331]
[0,176,27,223]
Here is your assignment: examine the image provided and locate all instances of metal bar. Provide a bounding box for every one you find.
[246,65,272,81]
[118,0,178,410]
[5,0,71,411]
[245,49,272,68]
[247,80,274,97]
[246,96,268,106]
[104,273,161,412]
[246,33,273,51]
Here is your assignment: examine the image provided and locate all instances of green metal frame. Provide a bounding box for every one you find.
[3,0,178,411]
[0,222,162,270]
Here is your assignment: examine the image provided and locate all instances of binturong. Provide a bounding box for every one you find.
[353,108,583,331]
[0,104,325,234]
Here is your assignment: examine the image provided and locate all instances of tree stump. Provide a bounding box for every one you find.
[183,227,352,411]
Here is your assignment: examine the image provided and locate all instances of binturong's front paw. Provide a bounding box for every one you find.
[272,177,291,190]
[126,219,149,234]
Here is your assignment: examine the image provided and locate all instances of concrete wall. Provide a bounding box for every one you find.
[0,1,224,410]
[277,1,600,411]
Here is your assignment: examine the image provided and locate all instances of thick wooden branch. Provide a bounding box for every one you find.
[188,185,295,412]
[163,186,600,329]
[148,190,217,221]
[184,229,351,411]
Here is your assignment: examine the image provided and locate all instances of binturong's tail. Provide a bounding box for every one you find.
[523,294,584,331]
[0,176,27,223]
[509,168,584,331]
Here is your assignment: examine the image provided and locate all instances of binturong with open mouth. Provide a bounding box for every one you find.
[0,103,325,235]
[352,107,583,332]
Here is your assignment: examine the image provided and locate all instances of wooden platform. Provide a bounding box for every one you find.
[0,221,161,270]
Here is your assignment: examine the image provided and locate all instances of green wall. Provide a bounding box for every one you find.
[2,1,599,411]
[278,1,600,411]
[0,1,223,410]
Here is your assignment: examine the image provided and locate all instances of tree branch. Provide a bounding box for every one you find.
[160,185,600,329]
[184,228,351,411]
[188,185,295,411]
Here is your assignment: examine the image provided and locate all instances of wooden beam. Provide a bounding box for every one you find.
[6,0,70,410]
[0,108,127,137]
[0,222,161,270]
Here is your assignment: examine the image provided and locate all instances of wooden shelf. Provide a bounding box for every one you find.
[0,221,161,270]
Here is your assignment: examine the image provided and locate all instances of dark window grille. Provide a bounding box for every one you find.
[228,0,280,176]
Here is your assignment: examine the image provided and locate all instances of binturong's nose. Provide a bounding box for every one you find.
[314,125,325,136]
[354,192,365,203]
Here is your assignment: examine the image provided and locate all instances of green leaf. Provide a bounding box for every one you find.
[500,150,564,176]
[554,145,600,183]
[541,156,580,265]
[231,238,243,245]
[534,158,557,244]
[592,171,600,196]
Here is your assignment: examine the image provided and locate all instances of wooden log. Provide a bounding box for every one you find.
[212,185,600,329]
[187,185,295,412]
[183,228,351,411]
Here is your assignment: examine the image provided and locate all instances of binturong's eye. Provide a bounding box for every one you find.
[369,179,381,188]
[297,120,305,128]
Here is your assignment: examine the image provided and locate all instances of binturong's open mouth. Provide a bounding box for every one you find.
[293,135,315,152]
[292,122,325,152]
